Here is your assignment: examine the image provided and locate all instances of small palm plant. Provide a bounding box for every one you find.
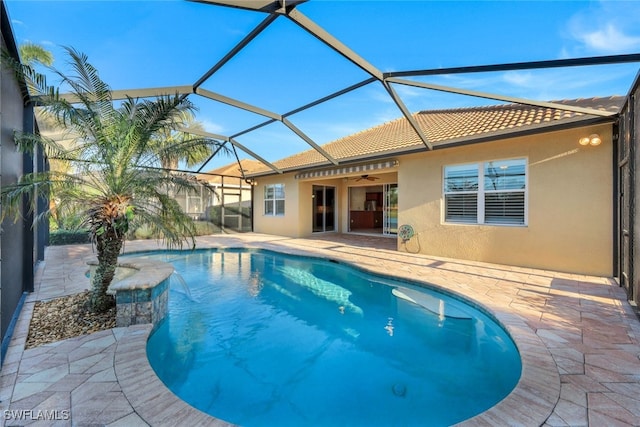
[1,47,228,312]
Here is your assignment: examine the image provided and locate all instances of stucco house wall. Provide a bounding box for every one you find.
[398,124,613,276]
[253,173,303,237]
[0,1,40,360]
[253,124,613,276]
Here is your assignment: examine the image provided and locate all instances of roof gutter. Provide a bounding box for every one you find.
[245,113,619,178]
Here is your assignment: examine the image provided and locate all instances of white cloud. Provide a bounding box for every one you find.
[502,71,534,87]
[11,19,23,26]
[558,47,571,60]
[576,23,640,53]
[368,87,395,104]
[427,67,633,103]
[393,84,427,100]
[565,1,640,54]
[198,119,225,135]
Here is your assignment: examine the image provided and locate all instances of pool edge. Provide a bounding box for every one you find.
[119,244,560,427]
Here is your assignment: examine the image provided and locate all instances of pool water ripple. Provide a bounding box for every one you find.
[141,249,522,427]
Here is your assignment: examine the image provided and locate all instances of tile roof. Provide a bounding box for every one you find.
[248,96,624,176]
[198,158,264,183]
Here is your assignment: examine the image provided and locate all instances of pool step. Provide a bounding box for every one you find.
[392,287,472,320]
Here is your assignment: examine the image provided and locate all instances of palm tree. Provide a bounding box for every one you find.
[19,42,53,66]
[152,113,218,171]
[1,46,228,312]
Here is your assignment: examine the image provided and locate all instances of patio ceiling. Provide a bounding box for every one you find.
[21,0,640,180]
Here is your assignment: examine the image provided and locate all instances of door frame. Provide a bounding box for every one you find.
[312,184,336,233]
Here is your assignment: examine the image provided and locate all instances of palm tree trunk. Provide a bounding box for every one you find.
[90,225,123,312]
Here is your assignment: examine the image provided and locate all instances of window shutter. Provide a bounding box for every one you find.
[484,193,525,224]
[444,159,526,226]
[445,194,478,223]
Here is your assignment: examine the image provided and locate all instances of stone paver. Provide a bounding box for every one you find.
[0,233,638,426]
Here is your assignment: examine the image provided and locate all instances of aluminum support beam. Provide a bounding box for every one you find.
[386,77,617,117]
[227,137,283,174]
[195,88,336,164]
[182,127,282,174]
[231,119,278,139]
[189,0,307,14]
[385,53,640,79]
[281,117,338,164]
[284,10,436,149]
[234,77,378,139]
[58,85,194,103]
[194,140,231,174]
[284,77,377,117]
[56,3,636,178]
[196,87,282,120]
[229,144,247,180]
[192,13,279,90]
[382,81,433,150]
[286,9,384,81]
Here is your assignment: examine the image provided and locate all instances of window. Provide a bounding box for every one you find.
[264,184,285,216]
[444,159,526,225]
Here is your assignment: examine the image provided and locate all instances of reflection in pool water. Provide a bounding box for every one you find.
[142,249,521,427]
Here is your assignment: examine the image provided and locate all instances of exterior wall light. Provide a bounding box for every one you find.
[579,134,602,146]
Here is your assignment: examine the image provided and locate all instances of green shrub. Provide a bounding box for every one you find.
[194,220,219,235]
[49,229,90,245]
[133,224,155,239]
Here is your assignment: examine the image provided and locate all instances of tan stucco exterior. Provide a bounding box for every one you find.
[253,124,614,276]
[398,125,613,276]
[253,174,302,237]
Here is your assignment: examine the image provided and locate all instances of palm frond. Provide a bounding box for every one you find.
[19,42,54,67]
[14,130,70,159]
[155,137,231,170]
[0,171,54,223]
[1,48,51,103]
[2,47,233,311]
[130,195,197,249]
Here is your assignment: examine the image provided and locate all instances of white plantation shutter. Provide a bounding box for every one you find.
[484,193,525,224]
[445,194,478,223]
[483,159,526,225]
[444,159,526,226]
[443,163,479,223]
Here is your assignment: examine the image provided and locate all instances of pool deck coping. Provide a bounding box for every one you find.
[1,233,639,426]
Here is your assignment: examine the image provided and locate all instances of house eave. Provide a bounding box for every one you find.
[245,113,618,178]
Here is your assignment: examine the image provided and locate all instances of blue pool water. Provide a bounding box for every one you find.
[140,249,521,427]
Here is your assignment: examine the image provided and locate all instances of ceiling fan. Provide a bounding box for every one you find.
[354,174,379,182]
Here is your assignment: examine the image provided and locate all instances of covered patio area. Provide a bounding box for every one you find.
[1,233,639,426]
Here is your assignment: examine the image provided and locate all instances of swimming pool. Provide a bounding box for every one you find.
[141,248,521,426]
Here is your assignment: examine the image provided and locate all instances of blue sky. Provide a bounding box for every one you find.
[6,0,640,171]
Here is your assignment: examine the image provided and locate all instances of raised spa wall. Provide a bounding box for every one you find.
[87,258,174,327]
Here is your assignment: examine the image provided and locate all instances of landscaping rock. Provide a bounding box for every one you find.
[26,291,116,349]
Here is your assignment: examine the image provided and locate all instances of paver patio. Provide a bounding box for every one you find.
[1,233,639,426]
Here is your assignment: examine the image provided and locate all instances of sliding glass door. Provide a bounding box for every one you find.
[312,185,335,232]
[383,183,398,235]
